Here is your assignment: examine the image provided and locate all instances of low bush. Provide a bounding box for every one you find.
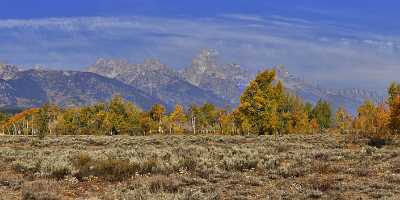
[178,156,197,171]
[307,176,335,192]
[22,180,60,200]
[221,155,258,172]
[139,156,160,175]
[12,160,41,174]
[368,137,389,148]
[147,175,182,193]
[71,153,136,181]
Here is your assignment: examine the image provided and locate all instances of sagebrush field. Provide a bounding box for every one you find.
[1,134,400,200]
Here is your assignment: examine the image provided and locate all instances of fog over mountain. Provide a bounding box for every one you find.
[1,1,400,92]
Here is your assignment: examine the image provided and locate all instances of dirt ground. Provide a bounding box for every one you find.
[0,134,399,199]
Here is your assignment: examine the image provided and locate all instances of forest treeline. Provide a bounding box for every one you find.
[0,69,399,138]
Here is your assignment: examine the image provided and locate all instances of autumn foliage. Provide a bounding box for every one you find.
[388,82,400,133]
[1,70,399,137]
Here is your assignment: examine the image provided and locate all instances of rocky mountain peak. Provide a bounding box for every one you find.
[197,49,219,60]
[91,58,169,73]
[180,49,252,105]
[191,49,219,73]
[143,59,168,71]
[0,63,19,80]
[87,57,227,108]
[94,58,129,68]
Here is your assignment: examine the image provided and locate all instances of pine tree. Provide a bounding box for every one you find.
[388,82,400,105]
[304,102,314,120]
[0,112,8,123]
[199,103,220,134]
[36,104,51,139]
[311,100,333,130]
[0,112,8,135]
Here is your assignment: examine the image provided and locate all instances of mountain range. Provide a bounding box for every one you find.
[0,50,385,114]
[0,63,161,110]
[274,66,384,114]
[87,57,227,109]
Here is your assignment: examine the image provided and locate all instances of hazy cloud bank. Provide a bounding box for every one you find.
[0,15,399,90]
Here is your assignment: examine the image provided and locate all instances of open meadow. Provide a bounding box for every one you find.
[0,134,400,200]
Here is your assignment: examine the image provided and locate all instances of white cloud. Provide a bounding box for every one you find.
[220,14,266,22]
[0,15,399,90]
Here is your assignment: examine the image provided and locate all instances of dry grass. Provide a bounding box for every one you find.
[0,134,399,199]
[21,180,60,200]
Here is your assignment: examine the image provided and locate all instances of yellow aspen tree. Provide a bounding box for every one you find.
[388,82,400,133]
[374,103,390,137]
[355,100,377,135]
[150,104,166,134]
[335,106,352,133]
[169,104,187,134]
[237,69,283,135]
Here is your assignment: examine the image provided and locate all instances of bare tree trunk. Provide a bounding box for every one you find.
[13,123,17,135]
[158,120,163,134]
[192,116,196,135]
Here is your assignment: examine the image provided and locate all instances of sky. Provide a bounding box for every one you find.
[0,0,399,90]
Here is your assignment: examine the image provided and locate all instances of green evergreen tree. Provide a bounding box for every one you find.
[388,82,400,105]
[36,104,51,139]
[304,102,313,120]
[311,99,333,130]
[0,112,8,123]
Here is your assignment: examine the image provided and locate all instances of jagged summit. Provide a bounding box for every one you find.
[88,58,227,108]
[94,58,130,69]
[190,49,219,73]
[0,63,19,80]
[181,49,252,105]
[93,58,168,71]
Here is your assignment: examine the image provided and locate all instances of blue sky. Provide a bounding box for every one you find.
[1,0,399,28]
[0,1,399,90]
